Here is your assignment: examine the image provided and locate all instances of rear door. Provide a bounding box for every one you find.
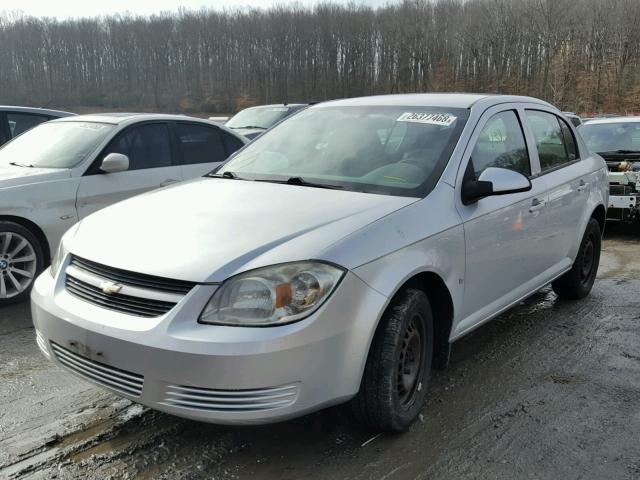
[455,105,550,334]
[172,122,243,179]
[523,110,589,268]
[76,122,183,219]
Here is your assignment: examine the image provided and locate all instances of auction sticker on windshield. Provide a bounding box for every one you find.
[397,112,457,126]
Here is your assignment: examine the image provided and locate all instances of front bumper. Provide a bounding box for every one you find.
[31,269,387,424]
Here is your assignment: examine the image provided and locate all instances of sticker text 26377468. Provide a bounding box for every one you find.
[397,112,457,127]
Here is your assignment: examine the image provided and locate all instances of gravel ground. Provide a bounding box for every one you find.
[1,224,639,480]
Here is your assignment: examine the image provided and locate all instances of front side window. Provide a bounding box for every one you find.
[175,123,226,165]
[7,112,50,137]
[218,106,469,197]
[0,121,115,169]
[103,123,171,171]
[470,110,530,178]
[526,110,576,172]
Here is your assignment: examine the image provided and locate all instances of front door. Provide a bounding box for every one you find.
[455,107,550,335]
[76,122,183,219]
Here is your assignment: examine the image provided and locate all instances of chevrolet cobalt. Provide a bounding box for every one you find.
[32,94,608,432]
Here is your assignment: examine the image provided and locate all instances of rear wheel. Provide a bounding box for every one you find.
[352,288,433,432]
[552,218,601,299]
[0,221,44,305]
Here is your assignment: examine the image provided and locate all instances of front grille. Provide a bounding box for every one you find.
[610,184,633,195]
[162,384,298,412]
[70,255,195,295]
[66,275,176,317]
[51,341,144,397]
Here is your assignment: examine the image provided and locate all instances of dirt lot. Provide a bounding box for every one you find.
[1,225,639,480]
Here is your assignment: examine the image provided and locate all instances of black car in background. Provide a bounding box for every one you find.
[226,103,307,139]
[0,106,75,146]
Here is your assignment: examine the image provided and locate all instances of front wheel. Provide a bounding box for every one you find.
[0,221,44,306]
[352,288,433,432]
[552,218,601,299]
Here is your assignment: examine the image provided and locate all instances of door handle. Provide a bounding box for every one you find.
[529,198,546,213]
[160,179,180,187]
[576,179,589,192]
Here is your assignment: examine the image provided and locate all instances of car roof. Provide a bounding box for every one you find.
[239,104,307,110]
[314,93,555,110]
[582,116,640,125]
[53,112,221,126]
[0,105,75,117]
[50,113,248,142]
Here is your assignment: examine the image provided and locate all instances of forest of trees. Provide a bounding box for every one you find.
[1,0,640,115]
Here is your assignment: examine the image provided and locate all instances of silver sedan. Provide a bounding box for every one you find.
[32,94,608,432]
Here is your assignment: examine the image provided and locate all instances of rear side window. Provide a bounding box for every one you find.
[175,123,227,165]
[525,111,577,172]
[470,110,531,178]
[559,119,579,161]
[7,113,50,137]
[103,123,172,171]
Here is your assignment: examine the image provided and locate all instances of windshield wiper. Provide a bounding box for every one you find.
[231,125,267,130]
[255,176,344,190]
[598,149,640,155]
[9,161,35,168]
[207,171,247,180]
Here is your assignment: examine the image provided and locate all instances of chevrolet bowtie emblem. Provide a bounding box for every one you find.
[100,281,123,295]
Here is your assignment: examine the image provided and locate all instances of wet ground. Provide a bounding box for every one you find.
[1,224,639,480]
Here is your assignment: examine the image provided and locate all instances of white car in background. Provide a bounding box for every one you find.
[0,113,246,304]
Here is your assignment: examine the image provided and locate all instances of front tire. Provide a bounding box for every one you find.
[0,221,44,306]
[352,288,434,432]
[552,218,601,299]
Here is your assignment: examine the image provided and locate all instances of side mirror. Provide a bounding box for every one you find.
[462,167,531,205]
[100,153,129,173]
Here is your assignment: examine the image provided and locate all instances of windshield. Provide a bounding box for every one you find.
[226,106,296,130]
[579,122,640,152]
[0,121,115,169]
[219,106,468,197]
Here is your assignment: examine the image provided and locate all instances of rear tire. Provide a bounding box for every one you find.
[0,221,44,306]
[552,218,601,299]
[352,288,433,432]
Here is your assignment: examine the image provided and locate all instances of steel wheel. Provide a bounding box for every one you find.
[0,231,37,300]
[397,314,425,408]
[580,233,595,283]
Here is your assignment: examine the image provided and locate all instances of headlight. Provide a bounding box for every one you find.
[49,240,68,278]
[199,261,345,326]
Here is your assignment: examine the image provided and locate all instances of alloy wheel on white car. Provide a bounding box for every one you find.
[0,231,38,300]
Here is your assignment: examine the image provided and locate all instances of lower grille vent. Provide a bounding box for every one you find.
[163,384,298,412]
[51,341,144,397]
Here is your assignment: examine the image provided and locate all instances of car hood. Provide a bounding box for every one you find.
[68,178,417,282]
[0,163,71,188]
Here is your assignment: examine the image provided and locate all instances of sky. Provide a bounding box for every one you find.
[2,0,390,19]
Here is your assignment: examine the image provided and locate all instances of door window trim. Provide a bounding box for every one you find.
[523,108,582,178]
[170,121,228,166]
[84,121,176,176]
[455,104,537,192]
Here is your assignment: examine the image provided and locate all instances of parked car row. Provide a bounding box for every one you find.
[8,93,607,433]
